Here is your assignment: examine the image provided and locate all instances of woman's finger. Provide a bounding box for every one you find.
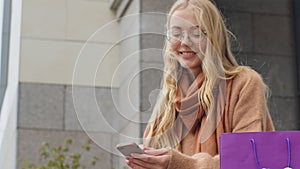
[144,147,170,156]
[130,153,170,168]
[130,158,154,169]
[131,153,156,164]
[142,146,154,151]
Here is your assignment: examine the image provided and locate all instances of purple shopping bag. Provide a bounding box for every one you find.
[220,131,300,169]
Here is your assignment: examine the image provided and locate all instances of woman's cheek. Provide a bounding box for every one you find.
[170,43,179,52]
[200,38,207,53]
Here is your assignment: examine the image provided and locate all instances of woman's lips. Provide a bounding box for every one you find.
[179,51,197,59]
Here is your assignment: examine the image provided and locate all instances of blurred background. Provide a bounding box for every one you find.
[0,0,299,168]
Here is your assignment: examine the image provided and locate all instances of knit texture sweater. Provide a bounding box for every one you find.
[145,67,275,169]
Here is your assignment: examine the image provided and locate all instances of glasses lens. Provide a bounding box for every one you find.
[167,28,181,43]
[189,28,203,43]
[166,27,205,44]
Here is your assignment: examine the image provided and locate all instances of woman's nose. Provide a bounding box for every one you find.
[180,33,192,46]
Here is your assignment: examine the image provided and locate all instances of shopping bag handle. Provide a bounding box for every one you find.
[250,138,292,169]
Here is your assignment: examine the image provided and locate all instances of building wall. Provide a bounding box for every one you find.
[139,0,177,135]
[114,0,141,167]
[20,0,120,87]
[18,0,121,168]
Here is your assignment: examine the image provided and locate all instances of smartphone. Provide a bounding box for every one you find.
[116,142,144,157]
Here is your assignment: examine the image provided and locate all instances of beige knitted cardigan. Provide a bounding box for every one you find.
[144,67,275,169]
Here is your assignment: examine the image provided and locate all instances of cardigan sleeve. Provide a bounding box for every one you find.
[230,68,275,132]
[166,149,219,169]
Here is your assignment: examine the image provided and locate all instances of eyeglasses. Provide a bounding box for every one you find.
[166,26,206,44]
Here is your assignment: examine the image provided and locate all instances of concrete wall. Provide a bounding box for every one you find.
[139,0,177,135]
[215,0,298,130]
[18,0,121,168]
[112,0,141,167]
[20,0,120,87]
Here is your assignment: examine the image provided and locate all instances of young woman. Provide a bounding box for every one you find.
[126,0,274,168]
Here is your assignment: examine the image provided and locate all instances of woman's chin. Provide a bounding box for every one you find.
[179,62,195,71]
[178,59,202,75]
[179,60,197,69]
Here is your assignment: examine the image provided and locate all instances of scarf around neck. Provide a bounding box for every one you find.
[174,69,232,155]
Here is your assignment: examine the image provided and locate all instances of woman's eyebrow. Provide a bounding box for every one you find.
[170,25,182,29]
[170,25,199,29]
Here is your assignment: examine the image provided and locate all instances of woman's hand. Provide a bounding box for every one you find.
[126,147,171,169]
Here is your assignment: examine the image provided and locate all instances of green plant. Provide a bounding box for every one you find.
[21,139,99,169]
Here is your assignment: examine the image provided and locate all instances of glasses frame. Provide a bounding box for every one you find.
[166,26,207,44]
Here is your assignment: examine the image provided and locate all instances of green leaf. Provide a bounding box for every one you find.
[91,161,96,166]
[81,145,91,151]
[41,151,49,159]
[42,142,49,147]
[56,146,62,152]
[47,160,56,167]
[66,139,73,145]
[28,164,34,169]
[72,153,81,160]
[72,163,80,169]
[63,147,69,152]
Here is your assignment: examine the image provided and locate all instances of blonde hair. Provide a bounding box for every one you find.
[144,0,245,149]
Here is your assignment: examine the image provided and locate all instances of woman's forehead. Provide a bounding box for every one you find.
[169,5,198,28]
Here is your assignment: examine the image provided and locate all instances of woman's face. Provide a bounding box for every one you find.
[169,4,207,77]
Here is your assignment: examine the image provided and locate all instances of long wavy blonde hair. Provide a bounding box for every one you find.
[144,0,244,149]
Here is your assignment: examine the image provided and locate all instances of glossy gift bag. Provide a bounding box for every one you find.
[220,131,300,169]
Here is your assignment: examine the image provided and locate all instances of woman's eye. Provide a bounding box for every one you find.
[172,32,182,37]
[191,32,201,38]
[191,30,201,36]
[192,33,201,37]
